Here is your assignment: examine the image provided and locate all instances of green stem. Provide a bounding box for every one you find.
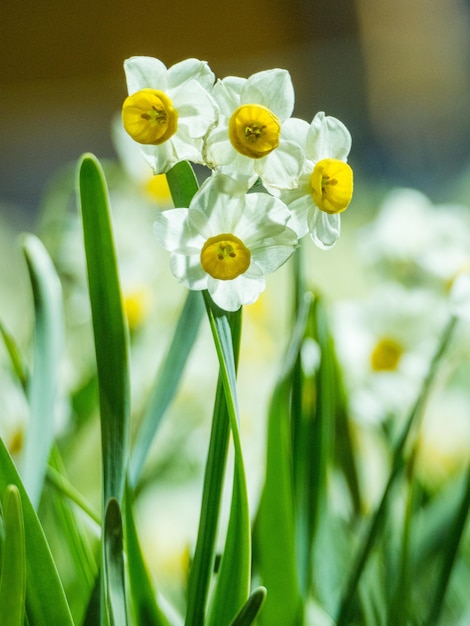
[184,298,242,626]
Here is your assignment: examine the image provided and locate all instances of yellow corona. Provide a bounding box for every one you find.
[122,89,178,145]
[200,234,251,280]
[228,104,281,159]
[310,158,353,214]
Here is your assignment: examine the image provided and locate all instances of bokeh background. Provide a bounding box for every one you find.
[2,0,470,223]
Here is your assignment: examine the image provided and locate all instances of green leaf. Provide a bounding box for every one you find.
[184,300,243,626]
[125,487,170,626]
[0,321,27,391]
[21,233,64,510]
[0,439,74,624]
[103,498,128,626]
[78,153,130,506]
[0,485,26,626]
[203,294,251,626]
[165,160,200,208]
[129,290,204,487]
[253,294,312,626]
[336,315,458,625]
[229,587,267,626]
[423,462,470,625]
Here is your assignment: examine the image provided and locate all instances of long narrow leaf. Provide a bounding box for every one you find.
[125,486,170,626]
[78,153,130,506]
[0,439,74,624]
[104,498,128,626]
[229,587,267,626]
[21,234,63,509]
[0,321,27,391]
[253,293,312,626]
[0,485,26,626]
[129,290,204,487]
[336,314,458,625]
[204,294,251,626]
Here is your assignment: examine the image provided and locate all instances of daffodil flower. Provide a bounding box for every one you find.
[281,112,353,249]
[203,69,305,192]
[122,56,218,174]
[154,174,298,311]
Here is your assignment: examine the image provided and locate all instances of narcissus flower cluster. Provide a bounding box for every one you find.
[122,56,354,310]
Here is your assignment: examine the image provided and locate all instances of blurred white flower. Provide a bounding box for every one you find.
[333,282,447,425]
[359,188,470,291]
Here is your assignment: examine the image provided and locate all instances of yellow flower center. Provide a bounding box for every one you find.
[200,234,251,280]
[370,338,403,372]
[123,287,152,330]
[122,88,178,145]
[228,104,281,158]
[310,158,353,214]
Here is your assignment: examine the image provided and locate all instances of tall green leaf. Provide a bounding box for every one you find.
[103,498,128,626]
[78,153,130,506]
[204,294,251,626]
[125,486,170,626]
[21,234,64,510]
[253,294,312,626]
[336,315,458,625]
[129,290,204,487]
[0,439,74,624]
[0,485,26,626]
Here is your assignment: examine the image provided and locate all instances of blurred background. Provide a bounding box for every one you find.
[2,0,470,224]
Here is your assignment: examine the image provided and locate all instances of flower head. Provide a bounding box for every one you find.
[280,112,353,249]
[154,174,298,311]
[203,69,305,193]
[122,56,218,174]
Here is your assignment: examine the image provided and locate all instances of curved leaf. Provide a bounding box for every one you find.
[21,233,64,510]
[78,153,130,506]
[0,439,74,624]
[0,485,26,626]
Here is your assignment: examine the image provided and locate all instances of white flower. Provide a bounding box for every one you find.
[203,69,305,193]
[358,188,470,289]
[122,56,218,174]
[280,112,353,249]
[449,270,470,320]
[154,174,298,311]
[333,283,446,426]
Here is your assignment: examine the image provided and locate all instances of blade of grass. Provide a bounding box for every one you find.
[336,314,458,625]
[253,293,312,626]
[229,587,267,626]
[423,461,470,625]
[124,486,170,626]
[78,152,130,506]
[184,301,242,626]
[0,485,26,626]
[129,290,204,487]
[0,321,27,391]
[21,234,63,510]
[103,498,128,626]
[0,439,74,624]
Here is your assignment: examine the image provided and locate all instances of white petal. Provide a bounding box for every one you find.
[242,69,294,120]
[124,56,168,94]
[170,254,208,290]
[213,77,245,115]
[140,141,177,174]
[208,274,265,311]
[307,112,352,162]
[167,58,215,90]
[172,81,218,137]
[309,210,341,249]
[259,140,304,192]
[154,209,206,253]
[281,117,310,151]
[285,193,313,239]
[449,273,470,320]
[250,231,298,274]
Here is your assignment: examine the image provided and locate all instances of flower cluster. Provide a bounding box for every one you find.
[121,56,354,310]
